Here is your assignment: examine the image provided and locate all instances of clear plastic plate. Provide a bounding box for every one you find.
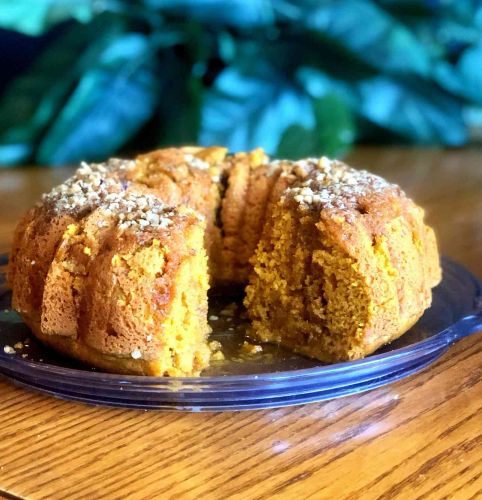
[0,255,481,411]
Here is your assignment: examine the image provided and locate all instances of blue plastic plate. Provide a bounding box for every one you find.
[0,255,481,411]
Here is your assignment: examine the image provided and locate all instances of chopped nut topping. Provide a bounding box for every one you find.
[241,342,263,355]
[283,156,393,211]
[43,159,135,215]
[103,191,199,232]
[131,349,142,360]
[209,341,224,361]
[41,158,200,233]
[211,351,225,361]
[219,302,237,317]
[184,154,210,170]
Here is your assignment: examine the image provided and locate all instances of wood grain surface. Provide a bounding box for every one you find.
[0,147,480,500]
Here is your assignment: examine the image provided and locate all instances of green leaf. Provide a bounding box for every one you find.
[143,0,274,28]
[392,13,480,62]
[0,0,95,36]
[277,94,355,159]
[0,18,124,165]
[458,45,482,103]
[37,33,161,165]
[295,66,356,107]
[292,94,353,158]
[296,66,467,146]
[157,58,202,146]
[357,76,467,145]
[200,62,314,154]
[276,125,316,159]
[301,0,430,76]
[434,43,482,105]
[379,0,477,20]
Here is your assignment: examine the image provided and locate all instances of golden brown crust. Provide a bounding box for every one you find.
[10,208,78,326]
[38,206,209,376]
[235,157,281,281]
[218,151,255,282]
[23,318,171,376]
[134,147,228,280]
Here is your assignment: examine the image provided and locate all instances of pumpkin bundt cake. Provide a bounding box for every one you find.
[7,149,441,375]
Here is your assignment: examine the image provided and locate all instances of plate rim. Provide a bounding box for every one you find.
[1,256,481,387]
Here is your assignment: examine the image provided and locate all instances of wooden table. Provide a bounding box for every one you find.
[0,148,480,499]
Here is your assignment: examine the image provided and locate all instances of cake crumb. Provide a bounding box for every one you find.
[131,349,142,359]
[220,303,237,317]
[3,345,15,354]
[211,351,225,361]
[13,342,24,350]
[241,342,263,355]
[209,341,224,361]
[209,315,219,321]
[209,340,222,351]
[111,254,122,266]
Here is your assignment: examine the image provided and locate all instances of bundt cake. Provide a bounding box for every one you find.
[7,148,441,376]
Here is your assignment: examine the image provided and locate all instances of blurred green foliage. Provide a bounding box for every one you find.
[0,0,481,165]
